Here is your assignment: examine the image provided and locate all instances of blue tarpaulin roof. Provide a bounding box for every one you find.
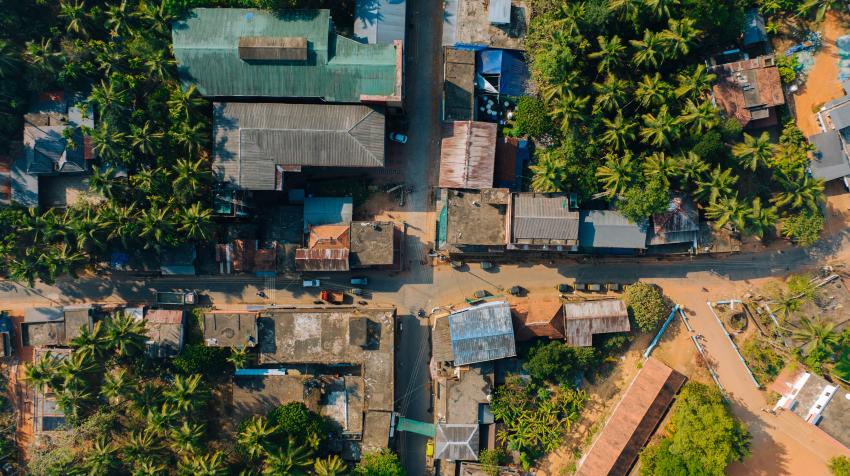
[476,49,529,97]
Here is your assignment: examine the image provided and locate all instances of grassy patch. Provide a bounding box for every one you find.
[741,337,785,384]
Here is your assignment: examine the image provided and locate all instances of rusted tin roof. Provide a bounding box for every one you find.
[439,121,497,189]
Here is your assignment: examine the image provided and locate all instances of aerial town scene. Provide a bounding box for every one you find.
[3,0,850,475]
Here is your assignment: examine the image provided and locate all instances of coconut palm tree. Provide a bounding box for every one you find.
[123,429,163,463]
[89,80,129,120]
[600,112,637,152]
[744,197,779,239]
[644,152,678,183]
[705,194,749,231]
[137,0,178,33]
[238,415,279,460]
[24,38,61,75]
[676,99,718,135]
[173,122,209,155]
[771,290,801,323]
[640,105,678,148]
[608,0,642,21]
[314,455,347,476]
[227,346,250,370]
[659,17,700,58]
[83,438,119,475]
[732,131,773,171]
[67,206,107,252]
[168,85,207,121]
[138,203,175,250]
[105,312,148,357]
[549,91,589,133]
[25,352,59,393]
[262,437,314,475]
[173,157,212,201]
[130,121,164,156]
[177,203,214,242]
[588,35,626,73]
[170,422,206,455]
[91,126,128,164]
[792,316,839,354]
[635,73,672,108]
[597,152,637,197]
[674,64,716,99]
[56,386,93,423]
[630,30,664,69]
[88,165,117,199]
[695,166,737,204]
[102,368,135,404]
[164,374,209,414]
[132,459,167,476]
[592,74,629,113]
[177,451,228,476]
[0,40,19,77]
[105,0,131,37]
[771,172,825,211]
[676,151,709,187]
[131,382,162,417]
[71,321,109,361]
[529,153,567,193]
[645,0,679,18]
[144,48,176,81]
[101,203,138,247]
[60,0,88,35]
[145,403,179,436]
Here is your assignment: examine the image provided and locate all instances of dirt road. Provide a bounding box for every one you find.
[793,12,846,136]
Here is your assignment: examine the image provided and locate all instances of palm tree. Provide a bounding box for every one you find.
[91,126,128,164]
[798,0,840,22]
[145,403,179,436]
[144,48,176,81]
[102,368,134,404]
[132,460,168,476]
[168,85,207,121]
[645,0,679,18]
[131,382,162,417]
[675,64,716,99]
[123,429,162,463]
[104,312,148,357]
[529,153,567,193]
[744,197,779,239]
[608,0,642,21]
[174,122,209,155]
[71,321,109,361]
[138,204,175,250]
[25,352,59,392]
[635,73,672,108]
[177,451,228,476]
[130,121,164,156]
[630,30,664,69]
[238,415,279,460]
[137,0,178,33]
[588,35,626,73]
[771,291,801,323]
[772,172,825,211]
[173,158,212,200]
[695,166,737,204]
[170,422,206,455]
[640,105,678,148]
[227,346,251,370]
[60,0,88,35]
[88,166,116,199]
[24,38,61,75]
[592,74,629,113]
[676,99,718,135]
[659,17,700,58]
[792,316,839,354]
[56,386,93,422]
[644,152,678,183]
[548,91,589,133]
[164,374,209,413]
[732,131,773,171]
[262,437,314,475]
[0,40,19,77]
[83,438,119,475]
[596,152,637,197]
[314,455,347,476]
[105,0,131,37]
[600,112,637,152]
[676,151,709,186]
[89,80,129,121]
[178,203,214,241]
[67,206,108,252]
[705,194,749,231]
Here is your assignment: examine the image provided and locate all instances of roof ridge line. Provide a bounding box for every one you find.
[346,109,383,166]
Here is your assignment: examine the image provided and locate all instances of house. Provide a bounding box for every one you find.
[563,300,630,347]
[578,211,648,254]
[435,424,480,461]
[811,96,850,185]
[349,221,397,268]
[443,48,476,122]
[0,312,13,357]
[476,49,530,98]
[711,55,785,129]
[304,197,354,231]
[439,121,498,189]
[647,194,700,249]
[508,193,579,251]
[203,311,258,347]
[21,306,92,347]
[435,301,516,366]
[354,0,406,44]
[576,358,687,476]
[773,370,850,450]
[172,9,402,106]
[494,137,529,190]
[442,189,509,253]
[143,309,185,359]
[12,91,94,208]
[216,239,278,275]
[743,8,768,49]
[295,224,350,272]
[33,348,71,434]
[511,296,565,341]
[212,103,386,190]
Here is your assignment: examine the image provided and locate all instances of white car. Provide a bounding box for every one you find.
[303,279,321,288]
[389,132,408,144]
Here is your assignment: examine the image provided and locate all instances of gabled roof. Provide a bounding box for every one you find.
[579,211,648,249]
[448,301,516,366]
[511,193,579,245]
[809,131,850,181]
[563,300,630,347]
[824,99,850,131]
[172,8,400,102]
[711,55,784,129]
[435,423,480,461]
[648,194,699,246]
[354,0,407,44]
[213,102,385,190]
[439,121,497,189]
[294,247,350,271]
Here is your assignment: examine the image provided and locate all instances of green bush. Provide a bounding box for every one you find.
[511,97,553,137]
[356,449,405,476]
[595,333,633,355]
[776,55,799,84]
[830,456,850,476]
[172,344,230,376]
[624,283,670,332]
[268,402,332,444]
[781,212,824,247]
[617,178,670,222]
[524,340,598,385]
[479,448,507,475]
[740,337,784,384]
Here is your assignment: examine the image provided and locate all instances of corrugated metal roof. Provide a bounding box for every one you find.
[828,101,850,131]
[435,423,480,461]
[488,0,511,24]
[172,8,399,101]
[576,358,686,476]
[354,0,407,44]
[648,194,699,246]
[711,56,784,128]
[448,301,516,366]
[563,300,630,347]
[304,197,354,229]
[810,131,850,181]
[213,102,385,189]
[439,121,497,189]
[512,193,579,243]
[743,8,767,46]
[579,211,648,249]
[295,247,350,271]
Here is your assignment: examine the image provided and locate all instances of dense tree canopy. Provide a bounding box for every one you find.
[624,282,669,332]
[524,340,598,385]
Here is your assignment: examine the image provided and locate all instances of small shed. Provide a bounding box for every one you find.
[203,312,258,347]
[144,309,185,358]
[648,194,699,247]
[435,423,480,461]
[295,247,350,272]
[579,211,648,252]
[488,0,511,24]
[563,300,630,347]
[448,301,516,366]
[439,121,497,189]
[743,8,768,47]
[476,49,529,97]
[303,197,354,232]
[354,0,407,44]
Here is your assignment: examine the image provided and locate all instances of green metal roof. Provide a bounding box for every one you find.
[172,8,398,102]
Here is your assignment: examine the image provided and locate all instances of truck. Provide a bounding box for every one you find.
[155,291,197,306]
[320,289,344,304]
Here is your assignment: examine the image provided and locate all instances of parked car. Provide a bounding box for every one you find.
[607,283,623,292]
[450,260,464,269]
[389,132,408,143]
[480,261,495,270]
[350,288,364,296]
[574,283,587,292]
[556,283,572,293]
[508,285,524,296]
[587,283,603,292]
[473,290,489,299]
[303,279,321,287]
[350,277,368,286]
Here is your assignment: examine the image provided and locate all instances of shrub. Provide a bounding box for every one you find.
[595,333,633,355]
[776,54,799,84]
[524,340,599,385]
[691,131,726,163]
[479,448,507,475]
[830,456,850,476]
[617,178,670,222]
[781,212,824,247]
[624,283,669,332]
[172,344,230,376]
[511,97,553,137]
[740,337,784,384]
[356,449,405,476]
[268,402,332,444]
